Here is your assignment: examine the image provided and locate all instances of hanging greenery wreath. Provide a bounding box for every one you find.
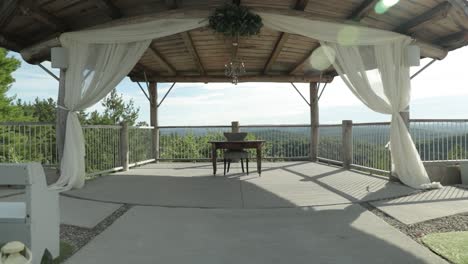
[208,4,263,37]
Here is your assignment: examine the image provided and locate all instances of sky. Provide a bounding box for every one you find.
[7,46,468,126]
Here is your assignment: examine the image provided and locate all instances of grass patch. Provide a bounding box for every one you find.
[52,241,74,263]
[422,231,468,264]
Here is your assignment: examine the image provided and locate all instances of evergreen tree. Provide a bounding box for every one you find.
[99,89,140,125]
[0,49,24,121]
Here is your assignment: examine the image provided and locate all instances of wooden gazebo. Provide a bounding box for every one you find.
[1,0,467,163]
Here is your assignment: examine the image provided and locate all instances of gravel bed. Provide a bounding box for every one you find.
[59,204,132,262]
[361,202,468,242]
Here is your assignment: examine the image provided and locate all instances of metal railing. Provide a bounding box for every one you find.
[318,124,342,164]
[0,122,58,165]
[1,119,467,177]
[411,119,468,161]
[159,126,230,160]
[351,122,391,173]
[159,125,311,161]
[83,125,122,174]
[129,126,154,165]
[0,122,154,176]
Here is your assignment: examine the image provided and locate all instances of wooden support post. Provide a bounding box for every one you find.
[231,121,240,133]
[310,82,319,162]
[342,120,353,170]
[56,69,67,165]
[400,106,410,129]
[120,122,129,171]
[148,82,159,161]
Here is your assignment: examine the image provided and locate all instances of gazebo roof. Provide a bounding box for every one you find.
[1,0,467,83]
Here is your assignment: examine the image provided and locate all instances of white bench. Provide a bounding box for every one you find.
[0,163,60,264]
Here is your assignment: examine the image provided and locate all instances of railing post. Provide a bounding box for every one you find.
[342,120,353,170]
[400,106,410,129]
[310,82,319,162]
[56,69,67,165]
[120,122,129,171]
[148,82,159,161]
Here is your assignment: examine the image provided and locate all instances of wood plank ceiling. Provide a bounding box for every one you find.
[0,0,467,83]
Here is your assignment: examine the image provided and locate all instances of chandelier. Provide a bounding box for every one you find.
[225,59,246,85]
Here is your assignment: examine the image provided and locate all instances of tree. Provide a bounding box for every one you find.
[97,89,140,125]
[16,97,57,122]
[0,48,24,121]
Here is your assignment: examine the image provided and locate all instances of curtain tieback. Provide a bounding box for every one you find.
[57,105,74,112]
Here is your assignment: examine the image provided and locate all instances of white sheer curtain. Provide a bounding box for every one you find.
[50,41,150,190]
[320,40,441,189]
[260,12,440,189]
[52,11,439,190]
[52,18,207,190]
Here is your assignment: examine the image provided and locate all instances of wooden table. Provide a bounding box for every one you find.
[209,140,265,176]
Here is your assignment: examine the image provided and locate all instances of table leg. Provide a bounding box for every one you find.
[256,146,262,176]
[212,144,217,176]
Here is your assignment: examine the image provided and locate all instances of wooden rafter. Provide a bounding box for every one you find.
[131,63,159,80]
[347,0,379,21]
[395,2,452,33]
[165,0,178,9]
[19,7,449,63]
[0,34,23,51]
[436,30,468,50]
[0,0,18,28]
[95,0,122,19]
[148,46,177,76]
[180,32,205,75]
[263,33,289,74]
[19,2,66,31]
[264,0,309,74]
[294,0,309,11]
[130,74,334,83]
[289,43,320,75]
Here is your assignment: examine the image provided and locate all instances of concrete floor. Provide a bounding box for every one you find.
[3,162,463,263]
[61,162,452,264]
[65,162,418,208]
[66,205,446,264]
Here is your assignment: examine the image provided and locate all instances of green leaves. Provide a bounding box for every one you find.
[208,4,263,37]
[0,48,22,121]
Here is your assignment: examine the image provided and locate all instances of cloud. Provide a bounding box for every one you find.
[6,47,468,126]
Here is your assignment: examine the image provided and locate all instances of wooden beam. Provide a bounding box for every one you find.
[148,46,177,76]
[180,32,205,75]
[0,34,23,51]
[130,74,334,83]
[395,2,452,33]
[435,30,468,50]
[294,0,309,11]
[164,0,178,9]
[289,43,320,75]
[0,0,18,28]
[309,82,318,162]
[19,2,66,31]
[347,0,379,21]
[56,69,67,164]
[18,7,449,63]
[148,82,159,160]
[95,0,122,19]
[263,33,289,74]
[132,63,159,79]
[264,0,308,74]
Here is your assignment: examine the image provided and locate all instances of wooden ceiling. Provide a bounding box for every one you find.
[1,0,467,83]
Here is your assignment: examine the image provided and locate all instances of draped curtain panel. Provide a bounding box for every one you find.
[51,18,208,190]
[53,12,440,190]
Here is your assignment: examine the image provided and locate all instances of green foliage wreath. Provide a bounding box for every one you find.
[208,4,263,37]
